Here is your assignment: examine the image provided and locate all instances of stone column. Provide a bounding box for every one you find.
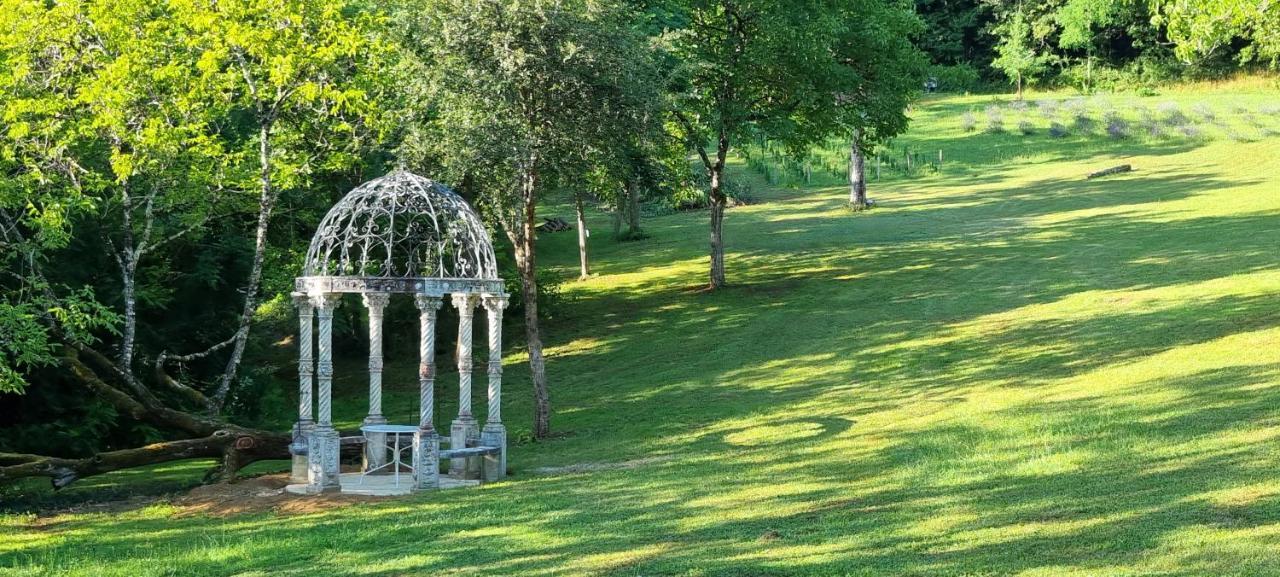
[361,293,391,473]
[480,294,509,481]
[450,293,481,479]
[412,295,443,491]
[307,293,342,493]
[290,294,315,484]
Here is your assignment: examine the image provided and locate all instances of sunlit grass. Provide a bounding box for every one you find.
[3,84,1280,575]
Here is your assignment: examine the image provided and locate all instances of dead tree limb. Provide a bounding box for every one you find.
[0,428,290,489]
[1086,164,1132,179]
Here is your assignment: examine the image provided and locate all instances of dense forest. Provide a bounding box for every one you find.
[1,0,1276,486]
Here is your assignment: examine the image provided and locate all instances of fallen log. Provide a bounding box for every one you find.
[1086,164,1132,179]
[536,216,572,233]
[0,428,290,489]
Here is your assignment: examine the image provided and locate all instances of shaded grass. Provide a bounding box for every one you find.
[3,85,1280,576]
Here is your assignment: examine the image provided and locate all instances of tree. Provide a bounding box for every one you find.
[831,0,927,210]
[170,0,390,409]
[661,0,862,289]
[0,0,389,487]
[1155,0,1280,68]
[400,0,655,438]
[991,5,1050,99]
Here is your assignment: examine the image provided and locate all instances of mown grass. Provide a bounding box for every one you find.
[3,85,1280,576]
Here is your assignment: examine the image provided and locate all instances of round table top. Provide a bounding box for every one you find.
[360,424,420,434]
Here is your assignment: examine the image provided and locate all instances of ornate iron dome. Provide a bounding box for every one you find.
[302,171,499,281]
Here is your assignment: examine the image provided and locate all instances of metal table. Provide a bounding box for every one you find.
[359,424,419,487]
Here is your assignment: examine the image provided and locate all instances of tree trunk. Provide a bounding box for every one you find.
[119,260,137,371]
[849,131,868,210]
[512,165,550,439]
[214,121,276,409]
[574,192,589,279]
[708,137,729,290]
[1016,71,1023,100]
[711,168,732,291]
[625,177,642,237]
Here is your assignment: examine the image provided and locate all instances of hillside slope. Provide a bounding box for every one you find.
[4,90,1280,577]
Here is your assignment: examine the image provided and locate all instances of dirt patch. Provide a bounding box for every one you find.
[170,473,379,517]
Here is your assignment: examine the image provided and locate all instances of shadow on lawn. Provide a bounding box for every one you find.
[25,363,1279,575]
[9,103,1280,575]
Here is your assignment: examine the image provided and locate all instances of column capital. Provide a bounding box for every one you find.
[482,293,510,312]
[362,292,391,311]
[414,294,443,312]
[292,292,314,311]
[452,292,480,311]
[311,293,343,310]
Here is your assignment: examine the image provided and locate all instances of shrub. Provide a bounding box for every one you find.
[1192,102,1215,122]
[1106,117,1129,139]
[1073,112,1094,132]
[1018,119,1035,135]
[1036,99,1059,118]
[927,64,981,93]
[984,105,1004,133]
[1179,123,1202,138]
[1048,122,1069,138]
[1009,100,1028,113]
[961,110,977,132]
[1157,102,1187,125]
[722,178,757,206]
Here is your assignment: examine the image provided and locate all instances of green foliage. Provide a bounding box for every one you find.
[928,63,984,92]
[831,0,929,147]
[1156,0,1280,68]
[398,0,654,219]
[663,0,863,154]
[0,303,52,394]
[916,0,994,68]
[990,6,1053,93]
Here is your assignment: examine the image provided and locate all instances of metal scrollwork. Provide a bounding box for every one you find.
[302,170,500,282]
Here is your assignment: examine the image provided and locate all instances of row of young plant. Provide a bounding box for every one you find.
[963,99,1280,142]
[740,138,944,189]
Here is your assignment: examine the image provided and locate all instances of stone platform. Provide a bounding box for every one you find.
[284,473,480,497]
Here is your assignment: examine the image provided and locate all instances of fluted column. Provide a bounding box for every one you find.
[361,293,391,472]
[307,293,342,493]
[450,293,481,479]
[480,293,509,481]
[412,295,443,490]
[290,294,315,484]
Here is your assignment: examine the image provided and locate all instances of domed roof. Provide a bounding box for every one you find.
[302,171,499,280]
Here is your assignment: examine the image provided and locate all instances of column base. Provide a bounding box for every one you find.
[412,428,440,491]
[361,414,388,473]
[450,416,480,479]
[289,420,314,484]
[480,423,507,481]
[306,425,342,493]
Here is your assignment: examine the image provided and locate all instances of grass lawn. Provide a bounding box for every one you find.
[3,85,1280,576]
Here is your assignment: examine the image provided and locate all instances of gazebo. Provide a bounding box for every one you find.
[285,170,508,496]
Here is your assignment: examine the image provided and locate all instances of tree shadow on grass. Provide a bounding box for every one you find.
[18,362,1278,576]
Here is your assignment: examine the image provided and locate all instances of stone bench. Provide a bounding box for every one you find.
[439,445,500,459]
